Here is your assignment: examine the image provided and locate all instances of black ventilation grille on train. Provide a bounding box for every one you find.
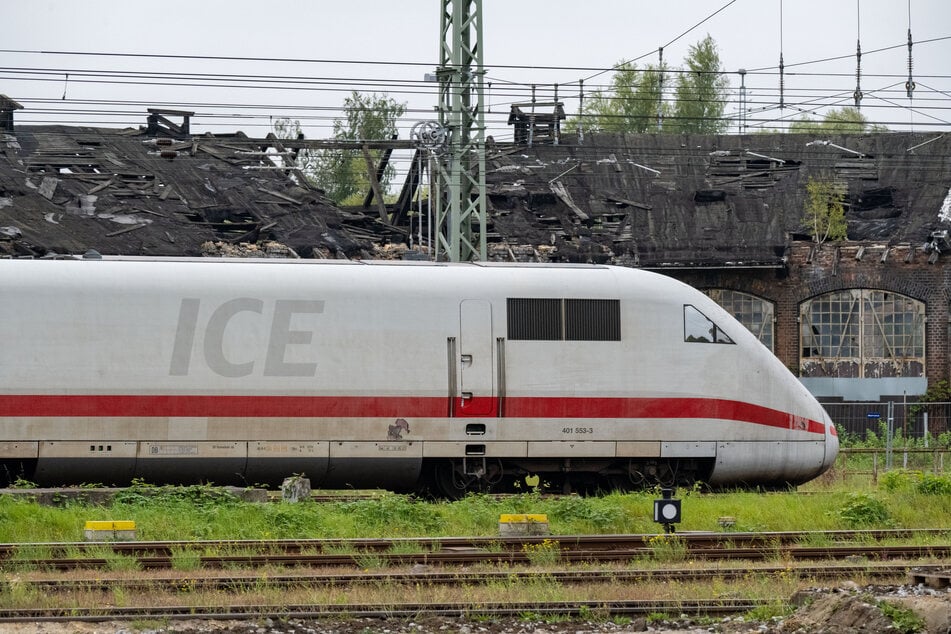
[507,298,620,341]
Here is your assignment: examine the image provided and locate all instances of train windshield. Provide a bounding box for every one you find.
[684,305,734,344]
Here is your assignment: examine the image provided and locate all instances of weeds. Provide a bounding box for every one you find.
[878,599,926,633]
[644,533,687,563]
[745,600,793,621]
[353,552,388,570]
[387,540,428,555]
[104,551,142,572]
[3,480,951,544]
[521,539,561,566]
[170,547,202,571]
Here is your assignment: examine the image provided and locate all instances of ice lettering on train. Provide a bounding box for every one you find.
[168,298,324,377]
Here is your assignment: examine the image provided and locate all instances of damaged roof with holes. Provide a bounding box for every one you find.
[484,131,951,268]
[0,120,393,259]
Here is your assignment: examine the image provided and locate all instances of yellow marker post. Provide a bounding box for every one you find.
[498,513,549,537]
[84,520,137,541]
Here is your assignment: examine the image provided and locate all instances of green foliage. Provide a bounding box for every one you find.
[670,35,730,134]
[879,470,916,492]
[745,601,794,622]
[909,380,951,420]
[803,178,848,243]
[878,600,926,633]
[644,533,687,562]
[296,91,407,203]
[788,106,883,134]
[883,470,951,496]
[336,494,443,535]
[546,494,624,531]
[521,538,562,566]
[112,482,241,508]
[9,481,951,544]
[830,493,891,527]
[170,547,202,572]
[569,35,728,135]
[104,551,142,572]
[919,380,951,403]
[353,552,389,570]
[916,473,951,495]
[571,62,670,134]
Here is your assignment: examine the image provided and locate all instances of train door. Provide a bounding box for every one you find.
[455,299,498,417]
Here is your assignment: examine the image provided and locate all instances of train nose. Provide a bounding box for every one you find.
[821,410,840,473]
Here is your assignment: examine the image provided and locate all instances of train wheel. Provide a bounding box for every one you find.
[629,460,677,488]
[430,460,485,499]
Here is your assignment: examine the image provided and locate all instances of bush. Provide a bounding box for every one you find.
[916,473,951,496]
[831,493,891,527]
[878,470,951,495]
[879,470,918,492]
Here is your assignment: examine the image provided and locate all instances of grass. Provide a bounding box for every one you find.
[2,471,951,544]
[0,470,936,631]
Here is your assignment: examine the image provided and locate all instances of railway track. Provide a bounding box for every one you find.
[0,598,769,624]
[2,531,944,629]
[5,544,951,570]
[4,562,923,594]
[5,528,948,555]
[0,563,938,625]
[2,529,948,571]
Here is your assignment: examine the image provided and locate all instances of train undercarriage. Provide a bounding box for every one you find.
[421,457,717,498]
[1,455,718,497]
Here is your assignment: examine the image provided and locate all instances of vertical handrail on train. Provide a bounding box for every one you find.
[447,337,457,417]
[496,337,506,418]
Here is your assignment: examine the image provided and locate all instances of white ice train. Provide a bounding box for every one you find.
[0,257,838,495]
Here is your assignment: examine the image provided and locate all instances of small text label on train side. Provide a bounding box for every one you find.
[562,427,594,435]
[169,298,324,378]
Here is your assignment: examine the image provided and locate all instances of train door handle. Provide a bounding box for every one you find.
[460,354,473,365]
[461,391,473,400]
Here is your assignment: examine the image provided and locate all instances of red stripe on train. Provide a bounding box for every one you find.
[0,394,829,435]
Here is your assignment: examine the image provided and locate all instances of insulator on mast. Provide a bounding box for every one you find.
[656,47,664,131]
[578,79,584,145]
[906,28,916,98]
[853,40,863,108]
[778,53,784,110]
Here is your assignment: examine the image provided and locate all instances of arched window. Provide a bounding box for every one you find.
[800,290,925,378]
[705,289,774,351]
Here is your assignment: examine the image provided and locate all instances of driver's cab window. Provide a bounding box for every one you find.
[684,305,734,344]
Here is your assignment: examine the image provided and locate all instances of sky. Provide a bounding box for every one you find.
[3,0,950,141]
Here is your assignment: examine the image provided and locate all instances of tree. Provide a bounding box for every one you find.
[270,117,320,180]
[789,106,887,134]
[569,62,670,134]
[804,178,848,243]
[273,92,406,204]
[567,35,728,135]
[312,92,406,204]
[669,35,730,134]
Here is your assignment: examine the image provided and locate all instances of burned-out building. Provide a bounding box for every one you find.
[0,106,393,260]
[482,131,951,405]
[2,95,950,408]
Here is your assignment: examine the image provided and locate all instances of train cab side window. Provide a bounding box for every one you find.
[684,305,735,344]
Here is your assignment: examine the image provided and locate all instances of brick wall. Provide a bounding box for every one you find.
[663,241,951,389]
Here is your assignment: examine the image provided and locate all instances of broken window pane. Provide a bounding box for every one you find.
[799,290,925,378]
[706,289,774,351]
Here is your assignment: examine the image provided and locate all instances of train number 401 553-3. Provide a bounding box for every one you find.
[563,427,594,434]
